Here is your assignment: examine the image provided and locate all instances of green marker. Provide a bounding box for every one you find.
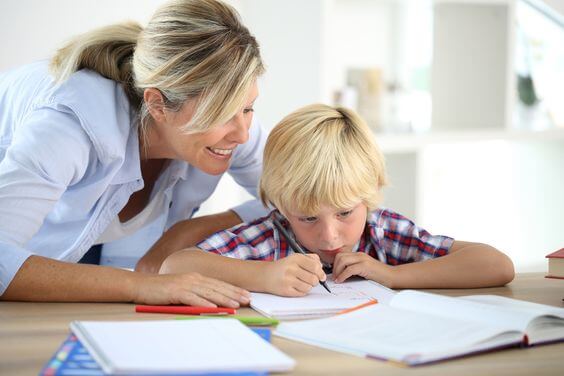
[176,315,279,326]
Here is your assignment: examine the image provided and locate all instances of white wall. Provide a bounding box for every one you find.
[0,0,168,71]
[1,1,562,272]
[418,138,564,272]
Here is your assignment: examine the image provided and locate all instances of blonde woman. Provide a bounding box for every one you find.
[159,104,514,296]
[0,0,265,306]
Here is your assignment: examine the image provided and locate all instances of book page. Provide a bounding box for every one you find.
[461,295,564,318]
[275,304,521,364]
[71,319,294,374]
[459,295,564,344]
[390,290,538,331]
[250,279,395,318]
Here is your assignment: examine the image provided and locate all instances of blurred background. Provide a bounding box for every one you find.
[1,0,563,272]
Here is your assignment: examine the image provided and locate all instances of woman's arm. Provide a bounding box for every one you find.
[1,255,250,307]
[135,210,242,273]
[333,241,515,289]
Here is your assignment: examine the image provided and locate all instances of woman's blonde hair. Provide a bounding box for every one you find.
[259,104,387,215]
[50,0,264,135]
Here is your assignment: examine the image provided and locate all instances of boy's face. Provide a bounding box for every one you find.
[283,202,368,264]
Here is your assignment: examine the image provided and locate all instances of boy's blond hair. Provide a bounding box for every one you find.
[259,104,387,215]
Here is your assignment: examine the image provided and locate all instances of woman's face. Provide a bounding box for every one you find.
[146,81,258,175]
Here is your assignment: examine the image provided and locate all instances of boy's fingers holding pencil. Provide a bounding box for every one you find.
[304,254,327,282]
[307,254,327,282]
[295,265,320,287]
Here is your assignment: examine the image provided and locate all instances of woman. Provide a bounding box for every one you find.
[0,0,265,307]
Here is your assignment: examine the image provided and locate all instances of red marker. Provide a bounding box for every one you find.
[135,305,236,315]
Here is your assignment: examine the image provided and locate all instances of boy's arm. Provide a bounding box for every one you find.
[160,248,326,296]
[389,241,515,288]
[333,241,515,288]
[159,248,269,292]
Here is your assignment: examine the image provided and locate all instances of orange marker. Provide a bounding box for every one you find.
[337,299,378,315]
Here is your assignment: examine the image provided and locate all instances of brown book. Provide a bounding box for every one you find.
[546,248,564,280]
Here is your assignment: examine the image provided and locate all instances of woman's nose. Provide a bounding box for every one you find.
[227,113,250,144]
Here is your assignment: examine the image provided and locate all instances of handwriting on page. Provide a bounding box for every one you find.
[308,281,380,300]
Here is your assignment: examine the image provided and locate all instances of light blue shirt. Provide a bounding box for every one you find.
[0,61,268,294]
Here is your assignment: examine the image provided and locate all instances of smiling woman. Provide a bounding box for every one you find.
[0,0,267,306]
[142,82,259,176]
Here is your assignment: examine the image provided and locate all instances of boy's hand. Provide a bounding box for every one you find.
[333,252,394,287]
[265,254,326,297]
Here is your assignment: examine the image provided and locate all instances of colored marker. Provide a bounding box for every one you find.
[135,305,236,315]
[176,315,279,326]
[337,300,378,315]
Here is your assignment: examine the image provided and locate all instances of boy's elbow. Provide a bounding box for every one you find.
[158,253,178,274]
[499,254,515,285]
[158,248,199,274]
[490,247,515,286]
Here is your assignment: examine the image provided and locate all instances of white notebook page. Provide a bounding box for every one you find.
[71,319,294,374]
[250,279,395,318]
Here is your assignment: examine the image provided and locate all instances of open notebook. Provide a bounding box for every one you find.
[70,319,294,375]
[275,291,564,366]
[250,278,395,320]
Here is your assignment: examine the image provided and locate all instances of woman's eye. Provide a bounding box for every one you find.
[243,107,254,114]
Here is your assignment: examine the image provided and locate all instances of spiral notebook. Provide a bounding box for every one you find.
[41,328,273,376]
[63,319,294,375]
[250,278,395,320]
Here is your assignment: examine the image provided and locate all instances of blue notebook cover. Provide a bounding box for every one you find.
[40,329,271,376]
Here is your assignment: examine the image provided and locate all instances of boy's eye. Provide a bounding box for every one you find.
[337,210,353,218]
[299,216,318,223]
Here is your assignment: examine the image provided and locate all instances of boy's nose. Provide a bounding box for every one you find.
[319,222,339,245]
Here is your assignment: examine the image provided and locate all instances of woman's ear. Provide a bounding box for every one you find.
[143,88,167,124]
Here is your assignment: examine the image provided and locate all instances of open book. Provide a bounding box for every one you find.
[250,278,395,320]
[275,291,564,366]
[70,319,295,374]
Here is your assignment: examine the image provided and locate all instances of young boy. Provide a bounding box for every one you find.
[160,104,515,297]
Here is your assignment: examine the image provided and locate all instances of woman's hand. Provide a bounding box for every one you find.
[133,272,251,308]
[264,254,326,297]
[332,252,394,287]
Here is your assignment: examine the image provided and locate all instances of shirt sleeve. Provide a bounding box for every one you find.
[227,116,269,222]
[196,218,278,261]
[0,106,93,294]
[371,208,454,265]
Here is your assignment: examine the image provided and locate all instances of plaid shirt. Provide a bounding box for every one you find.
[197,208,453,265]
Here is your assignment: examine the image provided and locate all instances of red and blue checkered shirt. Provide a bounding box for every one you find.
[197,208,454,265]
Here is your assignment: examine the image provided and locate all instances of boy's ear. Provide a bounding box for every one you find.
[143,88,167,123]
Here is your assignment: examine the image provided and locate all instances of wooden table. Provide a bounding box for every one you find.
[1,273,563,375]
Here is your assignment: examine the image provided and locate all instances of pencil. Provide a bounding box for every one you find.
[272,217,332,293]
